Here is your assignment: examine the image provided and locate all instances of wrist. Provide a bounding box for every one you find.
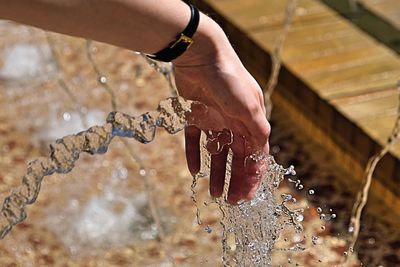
[173,13,228,67]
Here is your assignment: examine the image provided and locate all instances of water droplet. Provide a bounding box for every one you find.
[298,184,304,190]
[63,112,71,121]
[292,235,302,243]
[205,225,212,234]
[367,237,376,245]
[285,165,296,175]
[139,169,146,177]
[320,226,326,231]
[281,193,292,202]
[312,235,319,245]
[321,213,334,221]
[271,145,280,154]
[317,207,322,213]
[99,76,107,84]
[295,214,304,222]
[308,189,315,195]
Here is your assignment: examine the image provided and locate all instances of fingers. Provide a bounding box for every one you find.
[209,146,229,198]
[227,148,246,204]
[184,126,201,175]
[227,134,262,204]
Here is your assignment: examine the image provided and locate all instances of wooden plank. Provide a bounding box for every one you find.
[205,0,333,31]
[251,19,363,52]
[289,45,393,76]
[307,57,400,97]
[317,70,399,99]
[332,88,399,120]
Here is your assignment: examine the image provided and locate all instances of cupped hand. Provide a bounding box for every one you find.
[173,19,270,204]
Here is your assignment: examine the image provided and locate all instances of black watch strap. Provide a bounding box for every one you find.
[147,3,200,62]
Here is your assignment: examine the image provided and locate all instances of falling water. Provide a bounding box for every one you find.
[215,152,301,266]
[0,96,206,239]
[346,82,400,263]
[0,90,306,266]
[0,4,341,264]
[84,40,167,240]
[264,0,297,119]
[141,54,178,96]
[46,33,89,128]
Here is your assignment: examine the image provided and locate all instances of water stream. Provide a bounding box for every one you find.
[0,96,206,239]
[0,1,306,265]
[264,0,297,119]
[1,1,399,265]
[345,82,400,264]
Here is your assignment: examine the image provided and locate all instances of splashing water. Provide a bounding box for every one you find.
[0,14,309,265]
[206,148,303,266]
[0,92,306,266]
[0,96,206,239]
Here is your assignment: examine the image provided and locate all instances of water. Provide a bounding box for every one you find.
[0,96,206,239]
[215,155,300,266]
[47,191,152,252]
[345,81,400,264]
[0,14,324,266]
[1,11,399,266]
[0,91,308,266]
[0,43,54,82]
[85,39,173,245]
[264,0,297,119]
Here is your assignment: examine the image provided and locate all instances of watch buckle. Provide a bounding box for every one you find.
[171,33,194,49]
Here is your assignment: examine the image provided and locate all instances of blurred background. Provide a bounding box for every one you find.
[0,0,399,266]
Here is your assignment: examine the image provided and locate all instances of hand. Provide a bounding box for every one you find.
[174,16,270,204]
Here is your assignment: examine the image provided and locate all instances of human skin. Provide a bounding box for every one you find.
[0,0,270,204]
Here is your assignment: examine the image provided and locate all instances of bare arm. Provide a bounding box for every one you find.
[0,0,270,204]
[0,0,217,54]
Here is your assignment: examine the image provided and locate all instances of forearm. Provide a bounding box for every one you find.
[0,0,223,60]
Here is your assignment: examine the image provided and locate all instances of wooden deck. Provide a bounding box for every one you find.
[190,0,400,202]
